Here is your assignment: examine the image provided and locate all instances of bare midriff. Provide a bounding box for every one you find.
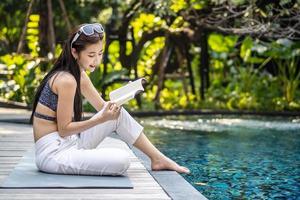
[33,103,58,142]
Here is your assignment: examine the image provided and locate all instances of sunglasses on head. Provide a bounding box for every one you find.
[71,23,104,48]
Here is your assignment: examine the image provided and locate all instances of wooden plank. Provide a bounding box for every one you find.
[0,152,26,157]
[0,157,22,162]
[0,164,17,168]
[0,194,170,200]
[0,139,33,142]
[0,188,166,194]
[0,142,33,146]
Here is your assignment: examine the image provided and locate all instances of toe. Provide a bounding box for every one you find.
[179,166,190,174]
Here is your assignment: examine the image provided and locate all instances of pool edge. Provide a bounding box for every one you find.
[132,147,208,200]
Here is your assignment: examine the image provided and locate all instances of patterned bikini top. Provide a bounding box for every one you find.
[34,76,58,122]
[38,80,58,111]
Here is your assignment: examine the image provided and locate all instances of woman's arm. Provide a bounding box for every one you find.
[80,71,105,112]
[55,73,106,137]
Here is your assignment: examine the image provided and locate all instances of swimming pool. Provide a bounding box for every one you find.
[139,116,300,200]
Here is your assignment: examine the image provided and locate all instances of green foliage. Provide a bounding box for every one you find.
[209,33,238,53]
[170,0,187,13]
[137,37,165,78]
[205,63,283,111]
[206,34,300,111]
[263,39,300,107]
[0,0,27,53]
[240,37,265,64]
[26,14,40,57]
[0,54,42,105]
[90,66,129,92]
[130,13,166,43]
[159,80,197,110]
[0,0,299,113]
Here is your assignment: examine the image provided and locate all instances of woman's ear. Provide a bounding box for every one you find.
[71,48,78,60]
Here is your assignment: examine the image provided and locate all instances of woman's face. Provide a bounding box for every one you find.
[76,40,104,72]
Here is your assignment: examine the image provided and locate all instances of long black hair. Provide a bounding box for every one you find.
[30,24,104,124]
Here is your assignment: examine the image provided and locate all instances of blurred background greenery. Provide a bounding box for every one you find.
[0,0,299,112]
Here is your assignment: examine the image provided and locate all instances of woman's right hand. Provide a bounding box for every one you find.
[99,101,121,122]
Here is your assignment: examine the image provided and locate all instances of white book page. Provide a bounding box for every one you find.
[109,78,145,106]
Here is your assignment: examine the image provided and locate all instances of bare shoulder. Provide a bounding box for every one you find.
[54,71,77,91]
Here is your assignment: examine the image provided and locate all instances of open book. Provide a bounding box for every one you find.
[109,78,146,106]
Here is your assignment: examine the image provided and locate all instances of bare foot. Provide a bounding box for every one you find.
[151,155,190,174]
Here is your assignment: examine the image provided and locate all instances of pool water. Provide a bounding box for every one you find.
[139,116,300,200]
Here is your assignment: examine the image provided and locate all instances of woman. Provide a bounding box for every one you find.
[30,23,190,175]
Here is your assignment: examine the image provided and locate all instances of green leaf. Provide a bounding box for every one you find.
[27,21,39,28]
[208,34,229,52]
[27,28,39,35]
[247,57,264,64]
[170,0,187,13]
[102,68,129,86]
[29,14,40,22]
[240,37,253,62]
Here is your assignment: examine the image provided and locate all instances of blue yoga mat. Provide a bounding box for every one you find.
[1,150,133,188]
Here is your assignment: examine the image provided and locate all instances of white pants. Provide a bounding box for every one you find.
[35,107,143,176]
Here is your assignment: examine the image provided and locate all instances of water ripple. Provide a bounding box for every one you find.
[142,118,300,132]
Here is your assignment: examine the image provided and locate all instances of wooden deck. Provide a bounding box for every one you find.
[0,122,171,200]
